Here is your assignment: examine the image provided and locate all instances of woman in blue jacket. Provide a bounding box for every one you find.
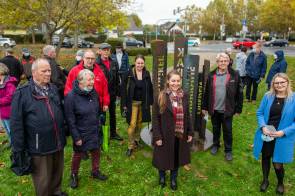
[253,73,295,195]
[266,50,287,90]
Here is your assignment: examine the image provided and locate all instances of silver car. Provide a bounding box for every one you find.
[0,37,16,48]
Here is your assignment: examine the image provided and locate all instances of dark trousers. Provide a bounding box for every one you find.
[211,111,233,152]
[240,76,247,89]
[71,149,100,175]
[159,169,178,180]
[31,150,64,196]
[245,76,259,101]
[109,99,117,136]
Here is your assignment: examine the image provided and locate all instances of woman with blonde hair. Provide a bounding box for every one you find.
[253,73,295,194]
[152,70,193,191]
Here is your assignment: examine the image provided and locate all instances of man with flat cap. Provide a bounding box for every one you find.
[96,43,122,141]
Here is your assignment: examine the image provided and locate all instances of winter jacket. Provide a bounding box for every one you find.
[64,61,110,107]
[152,92,193,170]
[0,76,17,119]
[121,67,153,124]
[253,93,295,163]
[21,55,35,80]
[64,80,101,152]
[0,55,23,85]
[245,51,267,79]
[111,51,130,74]
[10,80,66,155]
[266,50,287,84]
[96,56,120,100]
[235,52,247,77]
[44,56,66,99]
[202,68,243,117]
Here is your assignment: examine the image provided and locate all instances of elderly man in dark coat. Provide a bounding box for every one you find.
[64,69,107,189]
[10,58,67,196]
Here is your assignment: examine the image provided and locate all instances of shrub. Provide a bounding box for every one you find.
[105,38,123,52]
[125,47,151,56]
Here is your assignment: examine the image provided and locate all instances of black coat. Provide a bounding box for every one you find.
[0,55,23,85]
[96,56,120,100]
[121,67,153,124]
[64,80,101,152]
[44,56,66,99]
[152,92,193,170]
[10,80,66,155]
[202,68,243,117]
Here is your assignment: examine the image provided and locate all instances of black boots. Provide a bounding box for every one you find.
[70,174,78,189]
[126,149,133,157]
[260,180,269,192]
[91,170,108,181]
[170,169,178,191]
[275,166,285,195]
[159,171,166,188]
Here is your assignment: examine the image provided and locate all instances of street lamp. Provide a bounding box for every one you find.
[173,6,189,37]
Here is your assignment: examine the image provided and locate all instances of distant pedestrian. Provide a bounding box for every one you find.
[225,48,233,68]
[245,41,267,103]
[0,63,17,144]
[0,48,23,86]
[266,50,287,90]
[235,46,248,88]
[20,48,35,80]
[152,70,192,191]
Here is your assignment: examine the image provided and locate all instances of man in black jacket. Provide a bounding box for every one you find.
[0,48,23,85]
[42,45,67,99]
[96,43,122,141]
[202,53,243,161]
[10,58,67,196]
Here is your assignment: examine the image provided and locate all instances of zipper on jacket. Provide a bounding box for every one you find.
[36,133,39,150]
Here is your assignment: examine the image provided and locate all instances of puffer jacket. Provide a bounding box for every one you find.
[0,76,17,119]
[266,50,287,84]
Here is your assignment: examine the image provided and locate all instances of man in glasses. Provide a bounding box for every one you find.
[202,53,243,161]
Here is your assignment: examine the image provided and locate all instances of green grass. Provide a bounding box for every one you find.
[1,46,295,195]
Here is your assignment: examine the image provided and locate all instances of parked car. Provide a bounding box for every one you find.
[52,36,73,48]
[264,39,289,47]
[78,38,94,48]
[225,37,238,43]
[232,38,256,49]
[124,37,143,47]
[0,37,16,48]
[188,37,201,47]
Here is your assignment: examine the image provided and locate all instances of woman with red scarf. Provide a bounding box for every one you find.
[152,70,193,191]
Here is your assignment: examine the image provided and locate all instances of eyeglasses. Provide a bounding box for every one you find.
[218,60,228,63]
[274,81,287,85]
[84,57,96,61]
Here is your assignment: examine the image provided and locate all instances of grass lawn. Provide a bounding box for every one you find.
[1,45,295,195]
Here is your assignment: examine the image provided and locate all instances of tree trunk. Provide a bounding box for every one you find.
[73,25,79,49]
[31,28,36,44]
[213,32,216,40]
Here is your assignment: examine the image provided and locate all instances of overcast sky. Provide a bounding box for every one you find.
[132,0,211,25]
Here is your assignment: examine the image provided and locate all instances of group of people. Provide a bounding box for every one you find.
[0,39,294,195]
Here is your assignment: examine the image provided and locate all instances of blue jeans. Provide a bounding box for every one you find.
[2,119,11,143]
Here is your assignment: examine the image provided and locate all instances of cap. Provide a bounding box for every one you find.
[99,43,111,50]
[22,48,30,56]
[76,49,84,57]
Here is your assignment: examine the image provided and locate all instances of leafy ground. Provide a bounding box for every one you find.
[0,45,295,195]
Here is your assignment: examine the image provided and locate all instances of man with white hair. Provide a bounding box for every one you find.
[42,45,66,98]
[202,53,243,161]
[10,58,67,196]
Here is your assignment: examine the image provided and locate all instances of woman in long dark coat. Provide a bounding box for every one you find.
[121,54,153,157]
[152,70,193,191]
[64,69,107,189]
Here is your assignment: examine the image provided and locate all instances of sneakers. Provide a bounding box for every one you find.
[276,184,284,195]
[91,171,108,181]
[225,152,233,161]
[210,146,219,155]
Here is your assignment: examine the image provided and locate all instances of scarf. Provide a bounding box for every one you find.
[166,89,184,138]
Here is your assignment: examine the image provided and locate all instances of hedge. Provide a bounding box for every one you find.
[105,38,123,52]
[3,34,45,44]
[125,48,151,56]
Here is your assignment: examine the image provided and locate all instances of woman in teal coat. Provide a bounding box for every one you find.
[253,73,295,195]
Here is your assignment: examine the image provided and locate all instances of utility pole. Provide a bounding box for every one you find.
[220,14,225,40]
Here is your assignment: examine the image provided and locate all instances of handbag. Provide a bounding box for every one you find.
[10,151,32,176]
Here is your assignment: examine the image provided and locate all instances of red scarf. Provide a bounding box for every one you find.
[167,89,184,138]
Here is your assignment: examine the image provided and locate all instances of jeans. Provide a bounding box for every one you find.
[2,119,11,143]
[211,111,233,152]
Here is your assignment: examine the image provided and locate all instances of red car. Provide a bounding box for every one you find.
[232,38,256,49]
